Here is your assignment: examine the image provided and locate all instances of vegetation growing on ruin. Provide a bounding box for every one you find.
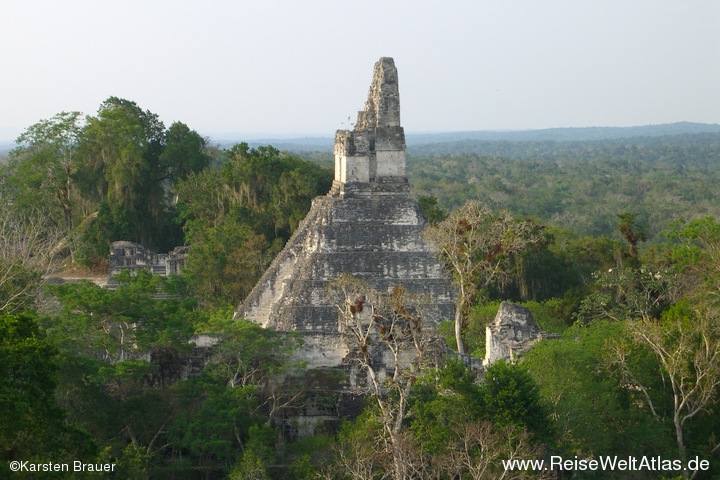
[1,102,719,478]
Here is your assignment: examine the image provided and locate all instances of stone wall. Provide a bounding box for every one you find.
[109,241,188,280]
[484,301,557,367]
[333,57,406,190]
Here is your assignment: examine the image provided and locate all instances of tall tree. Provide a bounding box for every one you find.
[425,201,544,354]
[79,97,163,212]
[77,97,167,251]
[8,111,84,232]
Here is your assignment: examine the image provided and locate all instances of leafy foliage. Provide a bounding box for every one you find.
[5,103,720,477]
[7,111,84,232]
[176,143,331,307]
[4,98,211,269]
[327,359,553,479]
[425,200,545,353]
[44,270,198,363]
[626,303,720,477]
[523,321,675,473]
[0,312,96,475]
[408,133,720,239]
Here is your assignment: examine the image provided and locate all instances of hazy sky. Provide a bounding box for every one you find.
[2,0,718,141]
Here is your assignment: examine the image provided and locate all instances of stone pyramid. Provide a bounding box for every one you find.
[233,57,455,368]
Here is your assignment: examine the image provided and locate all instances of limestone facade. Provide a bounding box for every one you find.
[484,301,556,367]
[234,58,455,375]
[333,57,406,186]
[109,241,188,279]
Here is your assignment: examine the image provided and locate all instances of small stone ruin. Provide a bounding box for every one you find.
[108,241,188,282]
[484,301,552,367]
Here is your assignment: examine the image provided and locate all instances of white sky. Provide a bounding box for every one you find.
[1,0,718,141]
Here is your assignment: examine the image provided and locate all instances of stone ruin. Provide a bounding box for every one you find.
[98,61,555,434]
[484,301,557,367]
[234,57,455,364]
[230,58,561,437]
[108,241,188,282]
[233,57,456,436]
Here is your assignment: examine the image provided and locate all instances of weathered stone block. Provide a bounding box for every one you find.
[484,301,542,366]
[233,58,457,434]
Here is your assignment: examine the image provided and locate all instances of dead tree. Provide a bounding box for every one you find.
[327,273,444,480]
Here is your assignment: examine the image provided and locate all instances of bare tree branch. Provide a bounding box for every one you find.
[327,274,445,480]
[0,204,66,312]
[628,310,720,479]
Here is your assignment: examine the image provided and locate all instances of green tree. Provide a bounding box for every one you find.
[46,270,197,362]
[198,316,299,390]
[198,315,305,425]
[79,97,163,216]
[482,360,552,438]
[0,312,96,475]
[344,359,554,479]
[668,216,720,304]
[75,97,209,263]
[165,317,298,477]
[575,265,674,324]
[76,97,165,253]
[42,271,218,476]
[168,377,258,476]
[324,410,391,479]
[425,200,545,354]
[158,121,211,184]
[6,100,213,269]
[183,216,271,308]
[417,195,447,224]
[8,111,84,232]
[228,425,277,480]
[176,143,331,306]
[523,321,674,469]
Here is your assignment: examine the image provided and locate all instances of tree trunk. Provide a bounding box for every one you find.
[455,279,466,354]
[455,300,465,355]
[675,413,688,480]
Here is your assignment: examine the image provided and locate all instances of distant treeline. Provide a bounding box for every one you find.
[291,131,720,240]
[206,121,720,153]
[407,132,720,239]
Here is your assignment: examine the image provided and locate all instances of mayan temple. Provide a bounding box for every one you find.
[234,59,456,417]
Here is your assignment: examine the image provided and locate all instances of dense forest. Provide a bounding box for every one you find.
[1,100,719,479]
[408,133,720,238]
